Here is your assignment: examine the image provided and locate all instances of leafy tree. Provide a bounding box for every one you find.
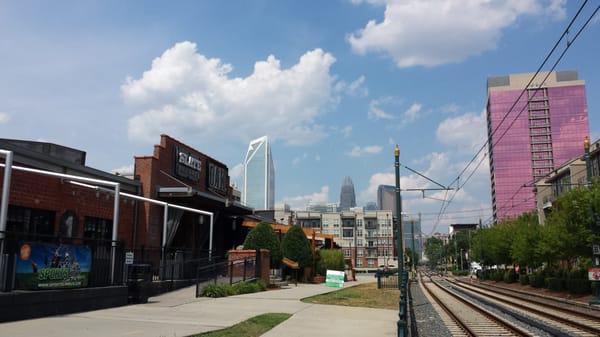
[510,213,542,269]
[243,221,282,267]
[316,249,344,275]
[424,237,445,268]
[281,225,313,268]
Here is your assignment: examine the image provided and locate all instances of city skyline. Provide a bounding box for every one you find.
[1,1,598,233]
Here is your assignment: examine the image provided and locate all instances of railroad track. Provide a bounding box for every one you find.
[446,278,600,337]
[419,273,535,337]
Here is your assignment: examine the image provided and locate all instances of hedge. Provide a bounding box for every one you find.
[529,272,545,288]
[546,277,565,292]
[503,269,517,283]
[316,249,344,276]
[201,280,267,298]
[566,279,591,295]
[519,274,529,285]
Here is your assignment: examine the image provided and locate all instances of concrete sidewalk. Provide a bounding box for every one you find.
[0,276,396,337]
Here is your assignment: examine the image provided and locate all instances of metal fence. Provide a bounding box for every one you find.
[195,253,259,297]
[376,272,400,289]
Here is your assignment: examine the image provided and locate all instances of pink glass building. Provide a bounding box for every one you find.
[487,71,589,222]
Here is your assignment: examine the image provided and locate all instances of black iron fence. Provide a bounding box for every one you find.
[376,270,400,289]
[195,252,259,297]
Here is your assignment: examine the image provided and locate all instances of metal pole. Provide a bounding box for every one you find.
[411,219,416,273]
[0,150,13,257]
[162,205,168,280]
[394,144,407,337]
[208,214,214,261]
[110,183,120,285]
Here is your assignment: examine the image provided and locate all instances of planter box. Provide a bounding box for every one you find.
[313,275,325,284]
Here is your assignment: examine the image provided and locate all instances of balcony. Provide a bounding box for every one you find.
[528,95,548,101]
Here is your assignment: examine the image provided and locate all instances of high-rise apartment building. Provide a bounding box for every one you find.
[377,185,397,216]
[243,136,275,210]
[339,176,356,210]
[487,70,589,221]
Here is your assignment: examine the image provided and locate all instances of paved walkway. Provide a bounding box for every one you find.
[0,276,396,337]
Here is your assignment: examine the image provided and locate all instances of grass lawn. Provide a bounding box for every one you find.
[302,282,399,310]
[190,313,291,337]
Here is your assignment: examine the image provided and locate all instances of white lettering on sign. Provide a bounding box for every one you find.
[178,152,201,171]
[125,251,134,265]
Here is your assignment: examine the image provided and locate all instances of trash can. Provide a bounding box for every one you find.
[127,264,152,303]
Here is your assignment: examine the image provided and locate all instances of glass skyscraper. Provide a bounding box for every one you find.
[339,176,356,211]
[243,136,275,210]
[487,70,589,222]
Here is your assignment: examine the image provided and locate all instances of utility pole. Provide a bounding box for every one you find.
[585,136,600,305]
[394,144,407,336]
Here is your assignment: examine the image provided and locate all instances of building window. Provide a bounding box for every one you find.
[357,239,363,247]
[368,259,375,267]
[7,206,55,237]
[344,249,351,257]
[84,217,113,241]
[356,260,363,267]
[358,249,363,257]
[343,229,354,238]
[356,219,363,227]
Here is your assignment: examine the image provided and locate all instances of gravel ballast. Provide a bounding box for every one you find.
[410,280,452,337]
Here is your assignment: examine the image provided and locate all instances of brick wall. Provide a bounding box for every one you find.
[0,165,136,247]
[228,249,270,284]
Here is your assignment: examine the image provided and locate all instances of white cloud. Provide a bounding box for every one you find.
[335,75,369,97]
[348,145,383,157]
[403,103,422,122]
[281,186,330,210]
[315,154,321,161]
[111,164,134,176]
[368,96,399,120]
[123,41,342,146]
[292,153,309,166]
[436,110,486,152]
[0,112,10,124]
[348,0,566,68]
[341,125,353,138]
[439,103,460,114]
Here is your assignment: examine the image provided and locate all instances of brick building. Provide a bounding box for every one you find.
[133,135,253,261]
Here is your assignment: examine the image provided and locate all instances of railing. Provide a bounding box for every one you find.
[195,252,259,297]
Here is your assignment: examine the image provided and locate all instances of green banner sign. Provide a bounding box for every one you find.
[325,270,345,288]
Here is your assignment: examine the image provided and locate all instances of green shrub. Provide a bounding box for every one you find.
[453,269,469,276]
[201,280,267,298]
[566,279,591,295]
[492,270,503,282]
[281,225,313,268]
[317,249,345,275]
[546,277,565,292]
[519,274,529,285]
[530,272,545,288]
[244,221,282,267]
[202,283,236,298]
[503,269,517,283]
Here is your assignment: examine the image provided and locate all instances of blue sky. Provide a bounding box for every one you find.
[1,0,598,234]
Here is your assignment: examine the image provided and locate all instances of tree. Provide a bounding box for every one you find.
[510,213,542,269]
[424,237,445,269]
[281,225,313,268]
[243,221,282,267]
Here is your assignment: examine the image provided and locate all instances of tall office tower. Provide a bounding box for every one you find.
[339,176,357,210]
[487,70,589,222]
[377,185,397,216]
[243,136,275,210]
